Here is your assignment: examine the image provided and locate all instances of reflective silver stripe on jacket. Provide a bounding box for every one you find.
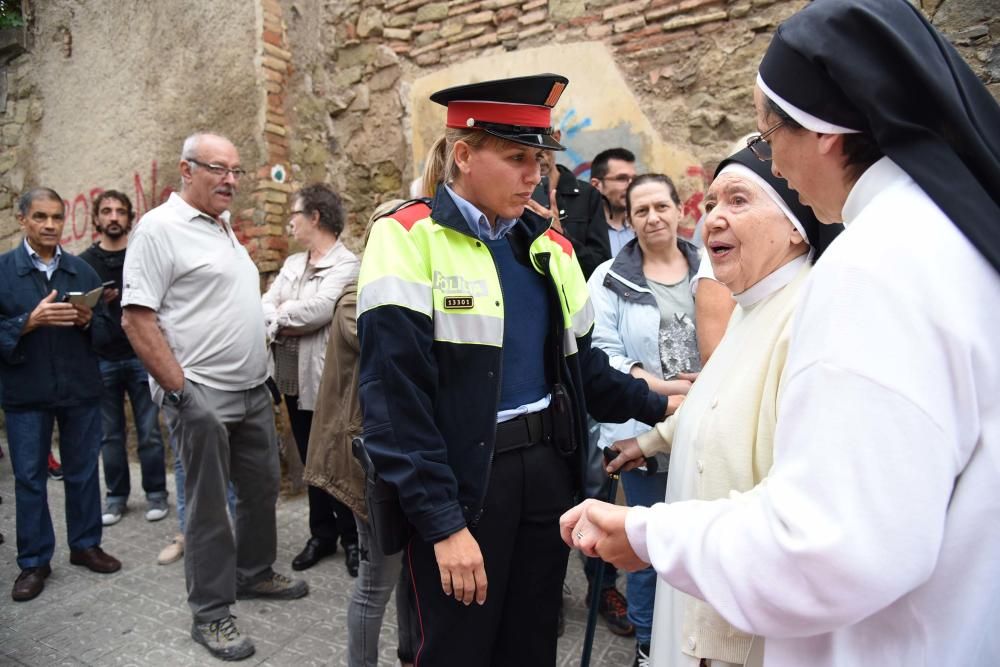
[563,328,578,355]
[571,298,595,337]
[434,311,503,347]
[358,275,432,317]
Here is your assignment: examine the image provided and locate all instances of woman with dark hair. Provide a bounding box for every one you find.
[262,183,361,576]
[572,148,841,667]
[587,172,700,664]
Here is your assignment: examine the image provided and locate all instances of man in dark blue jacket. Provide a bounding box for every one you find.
[0,188,121,603]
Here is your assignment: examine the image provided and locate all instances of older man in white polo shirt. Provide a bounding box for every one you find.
[122,132,307,662]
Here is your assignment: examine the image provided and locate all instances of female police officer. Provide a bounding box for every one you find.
[356,74,670,664]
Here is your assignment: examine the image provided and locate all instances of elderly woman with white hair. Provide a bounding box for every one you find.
[563,146,841,667]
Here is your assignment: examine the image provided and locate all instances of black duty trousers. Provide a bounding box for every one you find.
[407,440,575,666]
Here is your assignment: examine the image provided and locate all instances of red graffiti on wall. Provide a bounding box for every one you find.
[60,161,174,246]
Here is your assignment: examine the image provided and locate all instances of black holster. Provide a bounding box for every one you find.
[550,382,577,457]
[352,436,410,555]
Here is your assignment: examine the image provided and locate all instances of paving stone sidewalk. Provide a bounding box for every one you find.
[0,439,633,666]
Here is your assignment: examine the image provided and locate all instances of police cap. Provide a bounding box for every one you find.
[430,73,568,151]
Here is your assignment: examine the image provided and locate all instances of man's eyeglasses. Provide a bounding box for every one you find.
[600,174,635,185]
[746,121,784,161]
[187,159,247,180]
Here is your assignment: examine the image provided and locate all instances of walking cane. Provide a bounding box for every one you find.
[579,448,621,667]
[580,448,657,667]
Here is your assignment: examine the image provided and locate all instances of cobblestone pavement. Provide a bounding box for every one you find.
[0,440,634,666]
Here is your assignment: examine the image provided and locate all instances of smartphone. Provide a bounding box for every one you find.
[101,280,116,289]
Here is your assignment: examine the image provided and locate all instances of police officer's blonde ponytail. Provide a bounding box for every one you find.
[423,129,503,191]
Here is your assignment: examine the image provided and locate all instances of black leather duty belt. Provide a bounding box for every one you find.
[493,408,553,454]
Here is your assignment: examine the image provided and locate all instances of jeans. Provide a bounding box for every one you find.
[3,405,103,570]
[349,516,418,667]
[98,357,167,505]
[620,468,669,645]
[173,440,236,534]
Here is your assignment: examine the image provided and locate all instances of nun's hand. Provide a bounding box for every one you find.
[559,499,605,558]
[586,501,647,572]
[560,499,648,571]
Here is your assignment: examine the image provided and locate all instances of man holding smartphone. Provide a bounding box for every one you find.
[0,187,121,603]
[80,191,169,527]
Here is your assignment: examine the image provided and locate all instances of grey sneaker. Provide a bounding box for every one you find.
[236,570,308,600]
[191,615,254,661]
[101,502,125,526]
[144,497,169,522]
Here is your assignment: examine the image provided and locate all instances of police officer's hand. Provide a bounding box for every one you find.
[433,527,487,606]
[24,290,77,333]
[666,394,685,416]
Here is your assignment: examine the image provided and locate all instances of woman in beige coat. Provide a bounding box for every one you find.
[261,183,360,575]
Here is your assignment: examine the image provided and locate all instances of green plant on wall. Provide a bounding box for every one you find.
[0,0,24,29]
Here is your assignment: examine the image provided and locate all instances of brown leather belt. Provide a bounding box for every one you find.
[493,408,553,454]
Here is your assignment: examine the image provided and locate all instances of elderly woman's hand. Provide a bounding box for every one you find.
[605,437,647,474]
[559,499,648,571]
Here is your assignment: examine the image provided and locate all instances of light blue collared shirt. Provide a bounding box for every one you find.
[608,224,636,257]
[444,184,519,241]
[24,238,62,280]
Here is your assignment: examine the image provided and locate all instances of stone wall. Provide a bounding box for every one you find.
[1,0,998,251]
[281,0,999,244]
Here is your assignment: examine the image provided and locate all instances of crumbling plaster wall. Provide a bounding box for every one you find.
[0,0,263,252]
[283,0,999,244]
[0,0,997,254]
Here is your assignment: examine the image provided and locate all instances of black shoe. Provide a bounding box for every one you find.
[634,641,650,667]
[291,538,336,571]
[344,543,360,578]
[586,584,635,637]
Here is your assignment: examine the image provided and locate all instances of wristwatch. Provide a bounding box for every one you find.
[164,388,184,407]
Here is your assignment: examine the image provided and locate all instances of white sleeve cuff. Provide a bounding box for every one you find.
[626,505,652,564]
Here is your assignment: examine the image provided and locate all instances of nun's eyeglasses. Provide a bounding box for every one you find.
[746,121,784,161]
